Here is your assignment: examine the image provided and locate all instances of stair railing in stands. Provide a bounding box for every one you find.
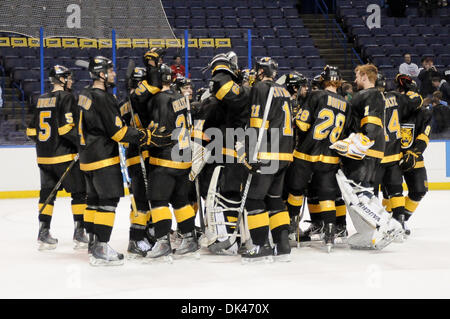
[314,0,364,70]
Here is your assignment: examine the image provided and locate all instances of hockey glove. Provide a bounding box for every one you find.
[330,133,375,160]
[138,128,152,147]
[399,150,420,172]
[148,127,174,147]
[235,140,262,174]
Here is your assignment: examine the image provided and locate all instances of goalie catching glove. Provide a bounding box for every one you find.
[399,149,420,172]
[330,133,375,160]
[235,140,263,174]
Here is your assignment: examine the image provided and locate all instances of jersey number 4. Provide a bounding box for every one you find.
[313,108,345,143]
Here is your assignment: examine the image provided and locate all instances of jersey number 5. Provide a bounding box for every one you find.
[38,111,52,142]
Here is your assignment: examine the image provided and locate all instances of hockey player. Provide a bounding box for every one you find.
[78,56,169,266]
[174,75,194,102]
[330,64,403,250]
[26,65,88,251]
[397,74,431,235]
[238,57,294,261]
[119,66,154,258]
[374,73,423,240]
[286,65,351,251]
[145,64,199,259]
[284,71,308,115]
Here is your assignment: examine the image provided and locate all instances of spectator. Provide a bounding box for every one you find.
[418,56,440,97]
[170,54,185,78]
[399,53,420,78]
[341,81,353,101]
[430,92,450,136]
[432,76,450,104]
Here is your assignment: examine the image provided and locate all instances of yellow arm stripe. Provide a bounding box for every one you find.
[416,133,429,145]
[142,80,161,94]
[257,152,293,161]
[80,156,120,171]
[26,128,37,136]
[222,148,237,158]
[295,119,311,132]
[360,116,383,128]
[37,153,77,165]
[125,150,149,167]
[58,123,75,136]
[250,118,270,129]
[215,80,234,100]
[293,151,340,164]
[149,157,192,169]
[365,149,384,159]
[111,126,128,142]
[381,153,403,163]
[414,160,425,168]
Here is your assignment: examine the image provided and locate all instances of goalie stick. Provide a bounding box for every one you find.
[38,154,79,215]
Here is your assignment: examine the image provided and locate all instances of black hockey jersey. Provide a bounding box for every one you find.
[246,80,294,168]
[147,89,192,170]
[294,89,351,167]
[349,87,386,160]
[26,90,78,165]
[381,90,423,164]
[77,87,143,171]
[400,104,432,168]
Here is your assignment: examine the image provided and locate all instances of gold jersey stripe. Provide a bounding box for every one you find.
[149,157,192,169]
[94,211,115,227]
[141,80,161,94]
[247,211,270,230]
[84,209,96,223]
[308,203,321,213]
[319,200,336,211]
[26,128,37,136]
[111,126,128,142]
[215,80,234,100]
[222,147,237,158]
[58,123,75,136]
[416,133,429,145]
[71,204,86,216]
[37,153,77,165]
[269,211,290,230]
[336,205,346,217]
[287,194,304,206]
[125,151,150,167]
[151,206,172,223]
[414,160,425,168]
[381,153,403,163]
[250,118,269,129]
[293,151,340,164]
[129,210,148,226]
[390,196,405,209]
[405,197,420,213]
[295,119,311,132]
[361,116,383,128]
[174,205,195,223]
[257,152,293,161]
[365,149,384,159]
[80,156,120,171]
[38,203,54,216]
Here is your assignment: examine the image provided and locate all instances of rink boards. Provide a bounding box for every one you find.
[0,140,449,198]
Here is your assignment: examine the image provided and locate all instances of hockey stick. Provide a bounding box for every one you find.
[38,154,79,215]
[183,93,206,233]
[228,86,275,246]
[118,144,139,214]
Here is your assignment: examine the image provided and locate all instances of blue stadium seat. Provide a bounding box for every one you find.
[268,47,285,59]
[206,18,222,28]
[283,8,299,18]
[238,18,254,28]
[223,18,238,28]
[277,29,292,38]
[308,58,325,70]
[259,28,276,38]
[236,8,252,18]
[254,18,270,28]
[222,8,236,18]
[290,59,308,70]
[206,8,221,18]
[285,47,302,59]
[191,18,206,28]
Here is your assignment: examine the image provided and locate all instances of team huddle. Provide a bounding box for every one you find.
[26,48,431,266]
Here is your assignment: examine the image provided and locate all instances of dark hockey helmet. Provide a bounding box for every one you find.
[174,75,192,90]
[255,56,278,79]
[160,63,172,84]
[88,56,114,80]
[375,72,386,89]
[143,47,166,66]
[49,64,72,85]
[395,73,414,92]
[285,71,307,94]
[320,65,342,82]
[205,52,238,78]
[128,67,147,89]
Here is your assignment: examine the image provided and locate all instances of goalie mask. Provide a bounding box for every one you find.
[89,56,115,88]
[285,71,307,95]
[49,65,73,91]
[255,56,278,81]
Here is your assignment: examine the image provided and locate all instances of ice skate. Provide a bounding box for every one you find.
[73,221,89,250]
[273,230,291,262]
[323,223,336,253]
[241,242,273,264]
[127,238,152,259]
[288,217,300,247]
[208,239,239,255]
[335,223,348,245]
[173,232,200,259]
[144,235,173,263]
[298,220,324,247]
[394,214,410,243]
[37,222,58,251]
[89,241,124,266]
[87,233,97,256]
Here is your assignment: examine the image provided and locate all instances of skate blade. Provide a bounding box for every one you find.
[126,252,147,260]
[37,241,57,251]
[73,240,88,250]
[89,256,125,266]
[241,255,274,265]
[144,254,173,264]
[298,239,323,248]
[326,243,333,253]
[172,250,201,260]
[273,254,291,262]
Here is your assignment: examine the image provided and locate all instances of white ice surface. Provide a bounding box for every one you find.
[0,191,449,299]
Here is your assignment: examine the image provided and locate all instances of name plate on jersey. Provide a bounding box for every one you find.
[400,123,415,149]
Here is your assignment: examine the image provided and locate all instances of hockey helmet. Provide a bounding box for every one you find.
[320,65,342,82]
[174,75,192,90]
[375,72,386,90]
[143,47,166,67]
[89,56,114,81]
[160,63,172,84]
[255,57,278,79]
[49,65,72,85]
[128,67,147,89]
[205,52,239,78]
[285,71,307,94]
[311,74,323,90]
[395,73,415,92]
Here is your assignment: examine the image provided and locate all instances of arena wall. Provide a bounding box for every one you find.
[0,141,449,198]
